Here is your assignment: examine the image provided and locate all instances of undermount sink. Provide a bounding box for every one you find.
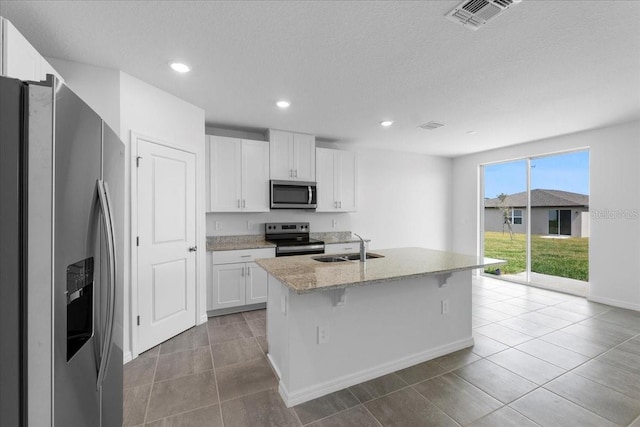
[312,253,385,263]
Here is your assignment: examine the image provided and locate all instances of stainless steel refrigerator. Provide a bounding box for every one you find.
[0,75,123,426]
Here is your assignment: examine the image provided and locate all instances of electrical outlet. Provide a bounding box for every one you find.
[317,324,329,344]
[247,220,254,229]
[215,221,221,231]
[332,219,338,229]
[441,299,450,314]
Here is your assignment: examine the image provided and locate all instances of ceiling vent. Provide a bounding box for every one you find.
[418,121,445,130]
[446,0,521,30]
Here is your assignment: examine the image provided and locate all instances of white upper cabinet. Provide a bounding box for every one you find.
[207,135,269,212]
[316,148,357,212]
[268,129,316,181]
[1,18,64,83]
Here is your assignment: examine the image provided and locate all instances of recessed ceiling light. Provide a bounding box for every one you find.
[380,120,394,127]
[276,100,290,109]
[169,62,190,73]
[467,131,477,135]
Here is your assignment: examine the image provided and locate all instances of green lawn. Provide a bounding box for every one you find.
[484,231,589,282]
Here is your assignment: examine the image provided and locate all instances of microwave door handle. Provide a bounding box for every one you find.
[308,186,312,204]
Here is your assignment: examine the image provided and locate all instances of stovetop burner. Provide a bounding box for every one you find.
[265,222,325,257]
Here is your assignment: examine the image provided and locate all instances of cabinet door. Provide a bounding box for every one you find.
[245,262,268,304]
[242,140,269,212]
[293,133,316,181]
[315,148,336,212]
[211,263,246,309]
[336,150,357,212]
[209,136,242,212]
[269,130,294,180]
[324,243,359,255]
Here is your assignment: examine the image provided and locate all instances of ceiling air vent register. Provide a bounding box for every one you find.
[446,0,521,30]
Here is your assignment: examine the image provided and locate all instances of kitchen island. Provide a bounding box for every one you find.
[256,247,504,407]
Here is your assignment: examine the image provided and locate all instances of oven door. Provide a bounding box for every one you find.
[271,180,317,209]
[276,244,325,257]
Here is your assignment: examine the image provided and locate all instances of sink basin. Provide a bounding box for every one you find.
[312,253,384,263]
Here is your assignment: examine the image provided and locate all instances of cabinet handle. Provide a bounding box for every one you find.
[241,266,244,277]
[295,169,298,178]
[247,266,251,276]
[339,201,342,209]
[237,200,240,208]
[334,201,337,208]
[240,255,252,258]
[344,247,354,251]
[242,199,246,208]
[290,169,293,178]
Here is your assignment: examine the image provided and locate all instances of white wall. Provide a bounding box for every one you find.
[452,121,640,310]
[208,148,453,252]
[119,72,207,360]
[46,57,120,134]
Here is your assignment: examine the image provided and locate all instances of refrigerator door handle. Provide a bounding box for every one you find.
[96,180,117,389]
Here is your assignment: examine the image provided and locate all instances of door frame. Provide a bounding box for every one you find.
[130,131,203,359]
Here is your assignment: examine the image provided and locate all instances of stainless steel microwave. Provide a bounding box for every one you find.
[270,180,317,209]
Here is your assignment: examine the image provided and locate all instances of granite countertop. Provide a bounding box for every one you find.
[255,247,505,294]
[207,236,276,251]
[310,232,368,245]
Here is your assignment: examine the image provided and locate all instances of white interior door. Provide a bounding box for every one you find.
[137,139,197,353]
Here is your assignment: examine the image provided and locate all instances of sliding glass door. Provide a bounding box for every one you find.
[481,150,589,295]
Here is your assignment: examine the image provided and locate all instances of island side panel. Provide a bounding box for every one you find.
[281,270,473,406]
[266,273,289,385]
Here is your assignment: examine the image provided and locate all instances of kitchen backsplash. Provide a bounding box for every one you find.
[206,211,352,236]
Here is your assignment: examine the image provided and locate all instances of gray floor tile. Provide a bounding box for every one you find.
[348,373,407,403]
[472,316,492,328]
[454,359,537,404]
[540,330,609,357]
[467,406,539,427]
[395,360,446,384]
[537,306,588,323]
[544,372,640,426]
[221,389,300,427]
[154,347,212,382]
[484,301,532,316]
[471,333,509,357]
[560,323,630,348]
[211,337,263,368]
[413,372,502,425]
[473,306,513,322]
[160,325,209,355]
[146,371,219,422]
[307,405,380,427]
[596,309,640,330]
[573,358,640,400]
[517,312,573,329]
[577,317,640,339]
[510,388,618,427]
[515,293,564,306]
[554,300,612,317]
[617,338,640,356]
[123,384,151,426]
[488,348,565,385]
[492,286,529,298]
[139,346,160,359]
[208,312,248,326]
[247,318,267,337]
[597,348,640,376]
[433,348,481,371]
[515,339,590,370]
[124,356,157,389]
[474,323,534,346]
[497,317,554,337]
[215,356,277,402]
[501,297,547,311]
[631,416,640,427]
[145,404,222,427]
[256,335,268,355]
[365,387,458,427]
[293,389,359,425]
[242,309,267,322]
[208,322,254,345]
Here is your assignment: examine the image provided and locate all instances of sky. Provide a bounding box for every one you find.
[484,150,589,199]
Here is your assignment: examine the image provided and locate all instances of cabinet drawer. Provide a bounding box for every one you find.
[212,248,275,265]
[324,243,359,255]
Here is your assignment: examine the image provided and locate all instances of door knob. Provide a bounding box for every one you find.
[188,246,197,252]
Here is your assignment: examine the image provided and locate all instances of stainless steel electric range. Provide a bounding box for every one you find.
[265,222,325,257]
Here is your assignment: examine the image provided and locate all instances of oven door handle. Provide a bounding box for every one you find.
[278,244,325,254]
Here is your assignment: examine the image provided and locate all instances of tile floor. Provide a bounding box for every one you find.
[123,276,640,426]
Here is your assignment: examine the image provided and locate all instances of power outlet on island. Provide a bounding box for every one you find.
[441,299,450,315]
[317,324,330,344]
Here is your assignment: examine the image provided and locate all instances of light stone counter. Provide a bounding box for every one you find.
[256,247,504,294]
[206,235,276,251]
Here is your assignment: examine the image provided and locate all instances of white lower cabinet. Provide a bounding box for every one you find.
[209,248,274,311]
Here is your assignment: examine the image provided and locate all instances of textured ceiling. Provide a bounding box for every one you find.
[1,1,639,156]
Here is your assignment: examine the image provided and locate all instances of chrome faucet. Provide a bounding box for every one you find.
[353,233,367,262]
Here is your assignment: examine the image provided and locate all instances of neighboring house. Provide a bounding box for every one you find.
[484,189,589,237]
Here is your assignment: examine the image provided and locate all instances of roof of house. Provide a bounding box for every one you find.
[484,189,589,208]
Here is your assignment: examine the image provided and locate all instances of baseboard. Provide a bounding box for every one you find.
[123,351,133,364]
[588,295,640,311]
[199,313,208,325]
[277,336,474,407]
[266,353,282,380]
